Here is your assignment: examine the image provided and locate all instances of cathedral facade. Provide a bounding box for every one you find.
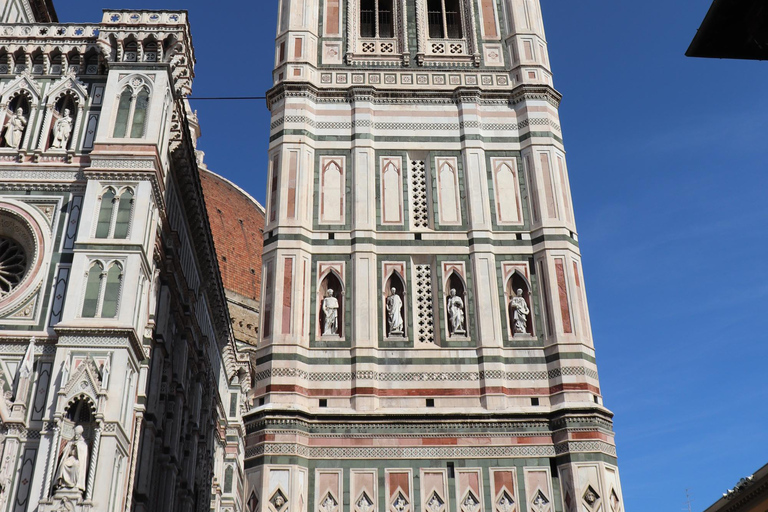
[246,2,624,512]
[0,2,254,512]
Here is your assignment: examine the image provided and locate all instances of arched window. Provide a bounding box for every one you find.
[130,88,149,138]
[113,89,132,138]
[123,40,138,62]
[82,260,124,318]
[101,263,123,318]
[113,85,151,139]
[82,261,104,318]
[95,188,116,238]
[224,466,234,494]
[143,40,158,62]
[13,49,26,73]
[427,0,463,39]
[318,271,343,337]
[507,272,533,336]
[67,50,81,73]
[31,51,44,74]
[113,188,134,239]
[95,187,135,239]
[360,0,394,38]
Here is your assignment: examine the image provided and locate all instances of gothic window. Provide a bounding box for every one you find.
[113,84,151,139]
[101,263,123,318]
[82,261,124,319]
[428,0,463,39]
[31,51,44,74]
[360,0,394,38]
[95,187,135,239]
[67,50,81,73]
[13,49,26,73]
[224,466,234,494]
[123,40,138,62]
[82,261,103,318]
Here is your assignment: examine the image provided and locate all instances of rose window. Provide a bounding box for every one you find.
[0,236,27,298]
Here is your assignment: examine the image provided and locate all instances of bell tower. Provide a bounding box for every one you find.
[245,2,626,512]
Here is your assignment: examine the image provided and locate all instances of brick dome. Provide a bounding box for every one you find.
[199,168,264,302]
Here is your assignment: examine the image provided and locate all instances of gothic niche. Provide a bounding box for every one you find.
[445,272,467,337]
[507,272,532,337]
[1,95,30,150]
[319,271,343,337]
[384,272,406,338]
[52,398,94,501]
[48,94,77,151]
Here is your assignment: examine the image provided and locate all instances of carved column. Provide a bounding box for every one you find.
[85,424,102,500]
[42,421,61,498]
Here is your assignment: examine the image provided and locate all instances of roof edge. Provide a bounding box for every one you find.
[199,166,266,215]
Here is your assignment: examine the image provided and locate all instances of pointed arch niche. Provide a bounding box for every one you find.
[38,72,89,153]
[442,263,468,339]
[0,74,41,151]
[382,263,407,340]
[317,263,345,339]
[491,158,523,225]
[503,265,534,338]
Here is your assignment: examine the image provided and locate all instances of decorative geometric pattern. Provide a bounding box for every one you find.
[270,489,288,512]
[246,443,557,460]
[554,441,617,457]
[253,368,571,383]
[530,491,549,512]
[357,492,375,512]
[461,491,480,512]
[496,491,515,512]
[426,491,445,512]
[391,492,409,512]
[0,237,27,298]
[319,492,339,512]
[410,161,429,228]
[415,264,435,344]
[582,486,600,510]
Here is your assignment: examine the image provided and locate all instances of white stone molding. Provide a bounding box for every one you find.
[0,198,53,319]
[247,443,557,459]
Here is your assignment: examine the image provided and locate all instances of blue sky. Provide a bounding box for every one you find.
[58,1,768,510]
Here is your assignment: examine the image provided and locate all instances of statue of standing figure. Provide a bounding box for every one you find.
[447,288,466,336]
[510,288,530,335]
[322,289,339,336]
[3,108,27,149]
[386,287,404,336]
[53,425,89,496]
[51,108,74,150]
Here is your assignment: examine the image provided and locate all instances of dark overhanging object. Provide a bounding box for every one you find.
[686,0,768,60]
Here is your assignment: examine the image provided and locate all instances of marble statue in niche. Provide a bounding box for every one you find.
[386,287,404,336]
[3,108,27,149]
[447,288,466,336]
[322,289,340,336]
[53,425,89,496]
[51,108,74,150]
[510,288,530,335]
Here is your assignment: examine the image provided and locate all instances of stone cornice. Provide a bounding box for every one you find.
[266,81,563,109]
